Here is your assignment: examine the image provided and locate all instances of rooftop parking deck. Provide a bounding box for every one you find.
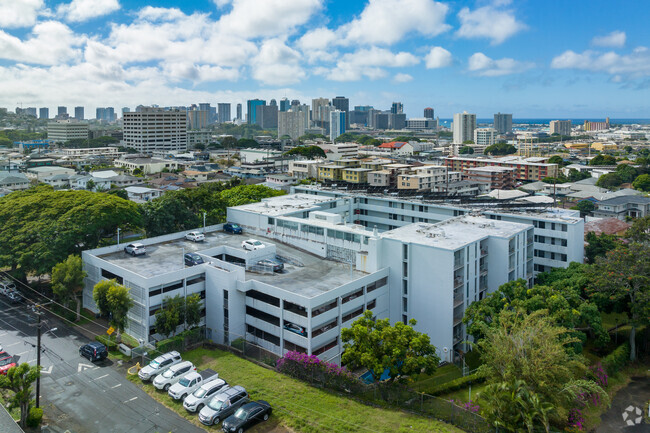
[96,230,367,298]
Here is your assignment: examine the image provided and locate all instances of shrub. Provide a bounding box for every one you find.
[95,335,117,351]
[276,351,362,393]
[602,342,629,376]
[26,407,43,427]
[426,372,486,396]
[230,338,245,351]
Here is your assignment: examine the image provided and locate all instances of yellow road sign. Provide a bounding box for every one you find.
[107,326,115,335]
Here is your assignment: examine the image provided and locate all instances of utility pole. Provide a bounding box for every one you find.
[35,311,42,408]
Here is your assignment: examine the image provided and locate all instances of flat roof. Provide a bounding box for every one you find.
[382,215,530,250]
[96,231,366,297]
[231,193,336,217]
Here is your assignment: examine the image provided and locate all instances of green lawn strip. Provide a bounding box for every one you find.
[130,347,465,433]
[0,391,20,421]
[409,364,463,393]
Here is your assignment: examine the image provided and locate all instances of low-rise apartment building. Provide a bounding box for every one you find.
[445,157,558,181]
[463,166,515,189]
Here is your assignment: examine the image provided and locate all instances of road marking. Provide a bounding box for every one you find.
[26,359,36,364]
[123,397,137,404]
[78,363,94,373]
[0,332,7,337]
[111,383,122,389]
[92,374,109,381]
[40,366,53,374]
[5,342,20,348]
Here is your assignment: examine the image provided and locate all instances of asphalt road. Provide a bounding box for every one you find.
[0,295,206,433]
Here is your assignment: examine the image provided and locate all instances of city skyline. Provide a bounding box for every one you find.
[0,0,649,117]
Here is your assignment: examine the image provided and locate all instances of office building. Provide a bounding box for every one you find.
[493,113,513,134]
[47,120,89,143]
[57,106,67,116]
[74,106,84,120]
[584,118,610,132]
[278,109,307,140]
[330,110,345,142]
[332,96,349,129]
[269,99,277,107]
[424,107,434,119]
[388,113,407,130]
[280,98,291,112]
[453,112,476,144]
[188,109,209,129]
[391,102,403,114]
[122,107,131,115]
[24,107,37,117]
[81,186,582,364]
[256,105,279,129]
[217,103,231,123]
[96,107,115,123]
[247,99,266,125]
[550,120,572,136]
[39,107,49,119]
[236,103,242,120]
[406,118,437,131]
[122,107,187,153]
[474,128,497,146]
[311,98,330,128]
[349,110,369,126]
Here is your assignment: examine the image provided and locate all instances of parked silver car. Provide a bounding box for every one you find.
[183,378,228,412]
[198,385,248,426]
[138,351,182,381]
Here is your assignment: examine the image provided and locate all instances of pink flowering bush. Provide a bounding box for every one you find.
[276,351,363,392]
[450,399,480,413]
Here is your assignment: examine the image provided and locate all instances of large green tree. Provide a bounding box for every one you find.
[141,193,202,237]
[484,143,517,156]
[459,146,474,154]
[51,255,87,321]
[219,184,285,207]
[464,279,608,350]
[341,311,439,386]
[589,154,617,166]
[0,186,141,276]
[478,310,607,431]
[625,215,650,243]
[595,172,622,189]
[284,145,326,159]
[0,363,40,428]
[632,173,650,191]
[585,232,621,263]
[586,243,650,361]
[615,164,638,183]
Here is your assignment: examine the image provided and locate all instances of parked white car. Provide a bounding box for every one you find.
[185,231,205,242]
[153,361,195,391]
[124,243,146,256]
[183,378,228,413]
[168,371,216,401]
[138,351,182,381]
[241,239,265,251]
[0,280,16,295]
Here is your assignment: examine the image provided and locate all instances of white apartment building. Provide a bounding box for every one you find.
[474,128,497,146]
[122,107,187,153]
[278,109,307,140]
[318,142,359,160]
[47,121,89,143]
[288,160,323,179]
[550,120,572,136]
[62,147,122,158]
[453,112,476,144]
[81,185,585,365]
[397,166,461,191]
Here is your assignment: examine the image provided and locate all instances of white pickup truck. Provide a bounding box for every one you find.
[168,369,218,401]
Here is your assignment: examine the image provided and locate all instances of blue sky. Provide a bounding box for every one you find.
[1,0,649,118]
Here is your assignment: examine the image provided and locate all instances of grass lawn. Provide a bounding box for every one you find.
[127,347,465,433]
[440,383,488,407]
[410,364,462,393]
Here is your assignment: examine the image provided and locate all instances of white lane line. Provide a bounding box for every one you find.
[92,374,109,381]
[5,342,20,348]
[123,397,137,404]
[0,332,7,337]
[15,350,30,357]
[111,383,122,389]
[26,359,37,364]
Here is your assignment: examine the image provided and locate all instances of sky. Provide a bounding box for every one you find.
[1,0,649,119]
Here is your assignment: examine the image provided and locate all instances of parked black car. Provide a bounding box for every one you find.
[223,223,243,234]
[184,253,205,267]
[222,400,272,433]
[256,259,283,273]
[79,342,108,362]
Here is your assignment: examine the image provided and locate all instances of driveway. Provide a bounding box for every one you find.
[594,375,650,433]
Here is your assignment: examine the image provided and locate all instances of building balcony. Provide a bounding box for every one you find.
[246,315,281,337]
[480,248,488,257]
[246,298,281,316]
[283,310,308,328]
[311,326,339,349]
[311,307,338,329]
[454,277,464,289]
[453,295,464,309]
[454,259,464,270]
[283,328,308,347]
[479,265,488,275]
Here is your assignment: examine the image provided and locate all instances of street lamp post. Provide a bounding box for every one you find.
[117,227,121,246]
[35,307,57,409]
[203,212,206,234]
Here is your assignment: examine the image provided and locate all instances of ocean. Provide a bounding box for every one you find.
[437,118,650,126]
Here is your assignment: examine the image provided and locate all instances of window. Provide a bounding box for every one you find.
[312,299,337,317]
[376,276,388,288]
[186,275,206,286]
[247,290,280,307]
[366,299,376,310]
[268,217,275,225]
[403,244,408,259]
[342,307,364,323]
[402,279,408,295]
[163,280,183,293]
[403,297,408,312]
[101,269,123,284]
[246,324,280,346]
[149,288,162,297]
[403,262,408,277]
[342,289,363,304]
[246,306,280,326]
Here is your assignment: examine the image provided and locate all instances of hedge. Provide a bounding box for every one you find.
[426,372,486,396]
[602,342,629,376]
[26,407,43,427]
[95,335,118,351]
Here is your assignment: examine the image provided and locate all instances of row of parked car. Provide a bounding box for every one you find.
[138,351,272,432]
[0,279,24,304]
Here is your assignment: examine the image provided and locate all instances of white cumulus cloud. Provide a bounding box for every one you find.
[57,0,120,23]
[251,38,306,85]
[0,21,82,65]
[551,47,650,78]
[393,73,413,82]
[0,0,44,28]
[424,46,452,69]
[591,31,626,48]
[468,52,533,76]
[457,4,526,45]
[315,47,418,82]
[341,0,450,45]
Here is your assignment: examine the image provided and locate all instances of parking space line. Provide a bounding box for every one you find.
[111,384,122,389]
[123,397,137,404]
[92,374,109,381]
[5,342,20,348]
[26,359,36,364]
